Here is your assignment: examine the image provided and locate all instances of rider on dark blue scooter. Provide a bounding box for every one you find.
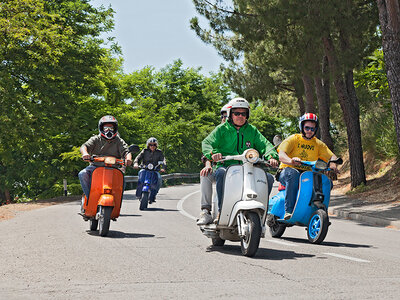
[133,137,166,202]
[277,113,339,220]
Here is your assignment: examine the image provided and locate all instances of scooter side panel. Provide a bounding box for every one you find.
[268,191,285,218]
[290,171,314,225]
[85,167,124,218]
[219,165,243,226]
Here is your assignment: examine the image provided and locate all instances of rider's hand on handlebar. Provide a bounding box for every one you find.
[212,153,222,162]
[329,163,340,174]
[200,166,213,177]
[133,163,139,169]
[291,157,302,166]
[268,158,279,168]
[82,154,91,161]
[160,168,166,173]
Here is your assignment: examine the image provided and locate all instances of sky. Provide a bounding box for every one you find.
[90,0,226,75]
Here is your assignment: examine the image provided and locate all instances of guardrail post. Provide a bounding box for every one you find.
[63,179,67,196]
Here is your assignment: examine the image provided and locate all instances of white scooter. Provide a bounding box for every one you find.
[199,148,271,257]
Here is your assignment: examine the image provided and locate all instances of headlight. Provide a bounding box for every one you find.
[104,157,116,165]
[245,149,259,163]
[315,159,327,170]
[147,163,154,170]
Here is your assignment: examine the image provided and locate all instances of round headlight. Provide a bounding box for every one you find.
[245,149,259,163]
[147,163,154,170]
[104,157,116,165]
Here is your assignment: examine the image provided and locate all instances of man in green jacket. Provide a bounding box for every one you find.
[201,97,279,221]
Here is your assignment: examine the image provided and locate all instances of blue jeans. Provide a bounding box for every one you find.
[78,165,97,199]
[215,166,275,212]
[278,167,300,213]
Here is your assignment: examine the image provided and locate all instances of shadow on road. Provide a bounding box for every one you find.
[206,244,315,260]
[87,230,155,239]
[142,208,178,212]
[119,213,142,217]
[280,237,372,248]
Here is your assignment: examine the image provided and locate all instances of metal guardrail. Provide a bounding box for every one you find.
[125,173,199,183]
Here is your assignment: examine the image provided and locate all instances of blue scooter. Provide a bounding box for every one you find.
[267,158,342,244]
[136,162,163,210]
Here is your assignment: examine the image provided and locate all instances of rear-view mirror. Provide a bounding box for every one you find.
[273,135,282,146]
[129,144,140,153]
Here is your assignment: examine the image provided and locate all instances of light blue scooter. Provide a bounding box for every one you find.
[267,158,342,244]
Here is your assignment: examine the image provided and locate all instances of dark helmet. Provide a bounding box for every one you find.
[98,115,118,140]
[299,113,319,138]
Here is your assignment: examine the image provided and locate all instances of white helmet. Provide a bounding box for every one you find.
[228,97,250,119]
[146,137,158,148]
[220,102,232,115]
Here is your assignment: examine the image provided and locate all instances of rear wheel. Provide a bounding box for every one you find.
[89,219,98,231]
[307,209,328,244]
[269,223,286,238]
[240,212,261,257]
[98,206,112,237]
[211,236,225,246]
[139,192,149,210]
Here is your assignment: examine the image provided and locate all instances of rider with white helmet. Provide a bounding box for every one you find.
[199,97,279,224]
[197,102,231,225]
[133,137,166,202]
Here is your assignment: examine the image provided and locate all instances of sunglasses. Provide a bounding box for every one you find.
[304,126,316,132]
[148,143,157,146]
[232,111,247,117]
[221,115,227,119]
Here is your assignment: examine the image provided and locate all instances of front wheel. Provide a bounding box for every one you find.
[240,212,262,257]
[98,206,113,237]
[307,209,329,244]
[139,191,149,210]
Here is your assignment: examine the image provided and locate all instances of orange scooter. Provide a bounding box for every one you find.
[81,145,139,236]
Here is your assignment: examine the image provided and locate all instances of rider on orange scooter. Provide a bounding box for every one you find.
[78,115,132,213]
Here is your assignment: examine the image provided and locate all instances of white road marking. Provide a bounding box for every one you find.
[177,190,200,221]
[324,252,371,263]
[266,239,298,247]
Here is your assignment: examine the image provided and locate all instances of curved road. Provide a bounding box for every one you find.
[0,184,399,299]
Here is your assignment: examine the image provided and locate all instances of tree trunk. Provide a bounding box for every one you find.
[323,36,366,188]
[377,0,400,155]
[302,74,316,113]
[294,84,305,115]
[314,76,334,150]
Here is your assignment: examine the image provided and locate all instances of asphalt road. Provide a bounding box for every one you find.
[1,184,399,299]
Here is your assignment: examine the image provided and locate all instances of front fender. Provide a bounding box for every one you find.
[98,194,114,207]
[228,201,266,227]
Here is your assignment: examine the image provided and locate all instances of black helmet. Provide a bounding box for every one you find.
[98,115,118,140]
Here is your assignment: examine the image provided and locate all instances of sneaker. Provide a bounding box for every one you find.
[196,210,213,225]
[284,212,292,220]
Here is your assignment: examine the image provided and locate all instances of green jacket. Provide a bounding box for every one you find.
[202,121,279,168]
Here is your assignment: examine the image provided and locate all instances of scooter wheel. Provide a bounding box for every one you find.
[269,223,286,238]
[139,192,149,210]
[211,237,225,247]
[99,206,112,237]
[89,219,98,231]
[240,212,261,257]
[307,209,328,244]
